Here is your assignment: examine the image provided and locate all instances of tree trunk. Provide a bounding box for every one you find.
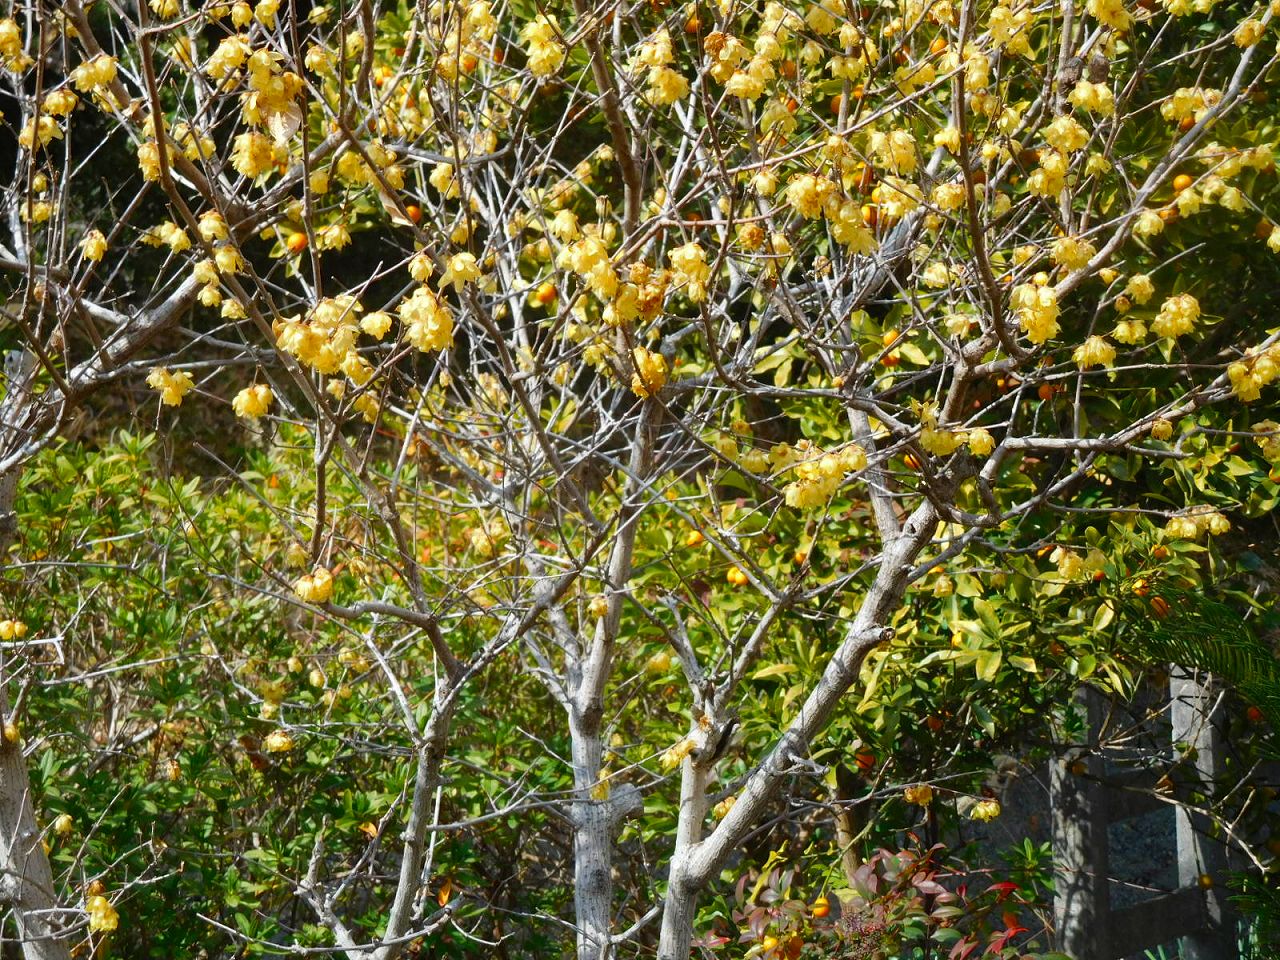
[571,719,613,960]
[0,662,72,960]
[0,353,74,959]
[833,763,865,886]
[655,504,938,960]
[656,760,708,959]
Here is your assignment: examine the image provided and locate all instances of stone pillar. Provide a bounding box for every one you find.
[1171,668,1235,960]
[1052,686,1111,960]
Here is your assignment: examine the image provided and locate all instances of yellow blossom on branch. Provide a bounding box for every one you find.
[231,384,274,419]
[86,895,119,933]
[146,368,195,406]
[631,347,668,398]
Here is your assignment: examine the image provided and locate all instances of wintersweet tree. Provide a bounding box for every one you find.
[2,0,1280,957]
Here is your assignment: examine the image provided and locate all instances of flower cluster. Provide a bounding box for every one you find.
[1165,508,1230,539]
[146,368,195,406]
[232,384,274,419]
[782,442,868,509]
[399,287,455,353]
[86,895,119,933]
[275,296,364,375]
[1011,283,1060,344]
[521,15,565,77]
[293,566,334,604]
[1151,293,1199,338]
[1229,345,1280,402]
[668,242,712,302]
[635,29,689,106]
[631,347,668,398]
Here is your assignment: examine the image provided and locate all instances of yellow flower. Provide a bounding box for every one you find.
[230,131,275,179]
[70,54,118,92]
[830,201,877,252]
[904,784,933,806]
[967,428,995,456]
[439,252,481,293]
[879,177,923,218]
[1112,318,1147,344]
[1051,236,1097,272]
[1161,86,1219,123]
[558,237,618,300]
[1051,545,1084,579]
[293,566,334,604]
[1235,18,1265,47]
[920,427,962,456]
[712,795,737,819]
[231,384,274,419]
[86,895,119,933]
[724,69,765,100]
[1068,80,1115,116]
[255,0,280,27]
[0,18,21,57]
[648,66,689,104]
[922,262,953,289]
[659,737,695,771]
[782,443,865,508]
[969,798,1002,822]
[1151,293,1199,338]
[309,168,331,194]
[1011,283,1060,343]
[360,311,393,340]
[521,14,565,76]
[146,368,195,406]
[1044,115,1089,154]
[43,89,78,117]
[869,129,919,175]
[1073,335,1116,369]
[1133,210,1164,238]
[18,116,63,150]
[399,287,454,352]
[1125,274,1155,304]
[785,173,836,219]
[989,4,1032,57]
[1027,151,1068,198]
[80,230,108,262]
[668,242,711,302]
[1086,0,1131,31]
[314,223,351,251]
[631,347,668,398]
[198,211,229,242]
[934,125,962,153]
[263,729,295,752]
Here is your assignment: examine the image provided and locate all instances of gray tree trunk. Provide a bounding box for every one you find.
[0,350,73,960]
[571,721,613,960]
[0,691,71,960]
[655,504,938,960]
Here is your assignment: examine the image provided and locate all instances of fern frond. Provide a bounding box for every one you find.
[1113,576,1280,755]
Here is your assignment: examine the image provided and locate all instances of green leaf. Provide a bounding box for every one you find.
[752,663,796,680]
[974,649,1002,682]
[1092,601,1115,632]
